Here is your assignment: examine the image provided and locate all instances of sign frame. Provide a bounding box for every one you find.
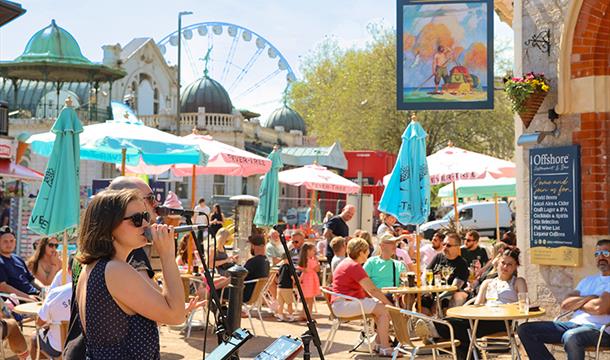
[396,0,494,110]
[529,145,582,267]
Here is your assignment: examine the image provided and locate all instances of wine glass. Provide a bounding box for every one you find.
[399,271,409,286]
[441,266,452,285]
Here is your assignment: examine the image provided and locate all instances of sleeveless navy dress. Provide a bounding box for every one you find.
[83,258,159,359]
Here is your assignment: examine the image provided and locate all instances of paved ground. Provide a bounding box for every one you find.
[7,300,575,359]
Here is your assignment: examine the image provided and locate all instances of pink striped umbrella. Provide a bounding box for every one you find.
[278,164,360,194]
[123,133,271,177]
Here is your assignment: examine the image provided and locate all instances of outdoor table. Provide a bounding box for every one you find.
[446,303,546,360]
[381,285,457,314]
[14,302,43,360]
[13,301,42,316]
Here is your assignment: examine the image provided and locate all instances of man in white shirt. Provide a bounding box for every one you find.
[420,231,444,268]
[518,239,610,360]
[31,264,72,358]
[193,198,211,225]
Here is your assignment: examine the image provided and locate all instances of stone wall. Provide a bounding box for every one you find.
[517,0,582,322]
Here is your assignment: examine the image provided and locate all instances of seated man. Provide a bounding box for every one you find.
[31,257,73,359]
[518,239,610,360]
[0,226,41,299]
[243,233,270,303]
[363,234,405,289]
[420,231,444,268]
[460,230,489,269]
[424,232,469,313]
[288,230,305,265]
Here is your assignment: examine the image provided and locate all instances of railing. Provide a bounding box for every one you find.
[139,112,239,133]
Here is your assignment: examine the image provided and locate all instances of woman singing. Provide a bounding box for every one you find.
[75,189,185,359]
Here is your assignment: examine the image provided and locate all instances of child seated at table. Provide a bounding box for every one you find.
[275,256,295,322]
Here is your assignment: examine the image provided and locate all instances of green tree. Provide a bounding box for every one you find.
[289,25,515,159]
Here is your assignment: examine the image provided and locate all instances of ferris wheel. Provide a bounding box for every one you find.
[157,21,297,117]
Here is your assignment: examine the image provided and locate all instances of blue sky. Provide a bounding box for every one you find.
[0,0,513,116]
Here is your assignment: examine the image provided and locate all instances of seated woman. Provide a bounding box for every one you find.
[331,237,394,357]
[176,236,230,300]
[207,228,238,277]
[27,237,61,286]
[422,247,527,360]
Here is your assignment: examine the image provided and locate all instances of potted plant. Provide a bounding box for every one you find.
[504,72,550,128]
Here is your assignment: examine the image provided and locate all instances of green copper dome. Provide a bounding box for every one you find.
[180,76,233,114]
[15,19,91,65]
[262,105,307,135]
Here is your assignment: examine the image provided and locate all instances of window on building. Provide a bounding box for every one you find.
[153,88,159,115]
[241,177,248,195]
[213,175,225,196]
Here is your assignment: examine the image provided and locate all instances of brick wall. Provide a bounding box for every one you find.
[570,0,610,77]
[572,112,610,235]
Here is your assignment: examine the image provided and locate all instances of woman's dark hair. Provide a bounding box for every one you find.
[76,189,142,264]
[502,247,521,265]
[501,231,516,246]
[27,237,55,274]
[213,204,221,214]
[297,243,315,268]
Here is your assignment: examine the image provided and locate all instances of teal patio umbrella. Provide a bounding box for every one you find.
[254,146,283,227]
[379,117,430,303]
[28,98,83,284]
[26,102,207,173]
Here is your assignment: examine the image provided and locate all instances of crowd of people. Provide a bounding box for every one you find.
[0,182,605,359]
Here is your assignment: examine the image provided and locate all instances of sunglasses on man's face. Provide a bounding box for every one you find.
[47,243,59,249]
[123,211,151,227]
[595,250,610,258]
[443,242,455,248]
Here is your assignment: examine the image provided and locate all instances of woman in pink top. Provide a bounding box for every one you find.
[331,237,394,356]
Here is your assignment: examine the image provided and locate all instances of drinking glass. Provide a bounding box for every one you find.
[518,292,529,314]
[426,270,434,287]
[400,271,409,287]
[486,283,499,306]
[441,266,452,285]
[434,273,442,287]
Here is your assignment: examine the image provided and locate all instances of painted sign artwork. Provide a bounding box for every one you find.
[396,0,494,110]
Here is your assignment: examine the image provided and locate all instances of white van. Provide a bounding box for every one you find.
[421,201,512,239]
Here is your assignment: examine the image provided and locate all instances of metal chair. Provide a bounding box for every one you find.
[242,277,270,336]
[386,305,460,359]
[553,311,610,360]
[320,287,375,355]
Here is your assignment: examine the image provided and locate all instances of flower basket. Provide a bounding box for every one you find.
[503,72,550,128]
[518,90,547,128]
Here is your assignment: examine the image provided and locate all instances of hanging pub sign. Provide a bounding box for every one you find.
[529,145,581,267]
[396,0,494,110]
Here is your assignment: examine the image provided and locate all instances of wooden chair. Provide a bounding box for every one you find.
[553,311,610,360]
[242,277,270,336]
[320,287,375,355]
[386,305,460,359]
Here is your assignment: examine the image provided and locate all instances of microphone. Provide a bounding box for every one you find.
[173,224,208,233]
[156,206,194,217]
[143,224,208,242]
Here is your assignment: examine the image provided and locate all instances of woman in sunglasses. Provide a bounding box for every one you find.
[75,189,185,359]
[26,237,61,286]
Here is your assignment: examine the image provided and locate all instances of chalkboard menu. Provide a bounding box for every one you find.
[529,145,581,266]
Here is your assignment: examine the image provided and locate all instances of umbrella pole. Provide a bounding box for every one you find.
[188,165,196,273]
[495,192,500,240]
[416,225,421,312]
[121,148,126,176]
[61,230,68,285]
[452,181,460,230]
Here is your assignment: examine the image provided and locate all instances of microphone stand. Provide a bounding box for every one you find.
[274,225,325,360]
[183,214,231,359]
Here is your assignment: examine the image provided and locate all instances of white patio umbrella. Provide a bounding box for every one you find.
[384,143,515,229]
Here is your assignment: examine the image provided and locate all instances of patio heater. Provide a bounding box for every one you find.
[230,195,258,260]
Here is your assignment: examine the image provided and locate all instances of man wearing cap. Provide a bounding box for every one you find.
[364,234,406,289]
[0,226,42,299]
[243,232,270,303]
